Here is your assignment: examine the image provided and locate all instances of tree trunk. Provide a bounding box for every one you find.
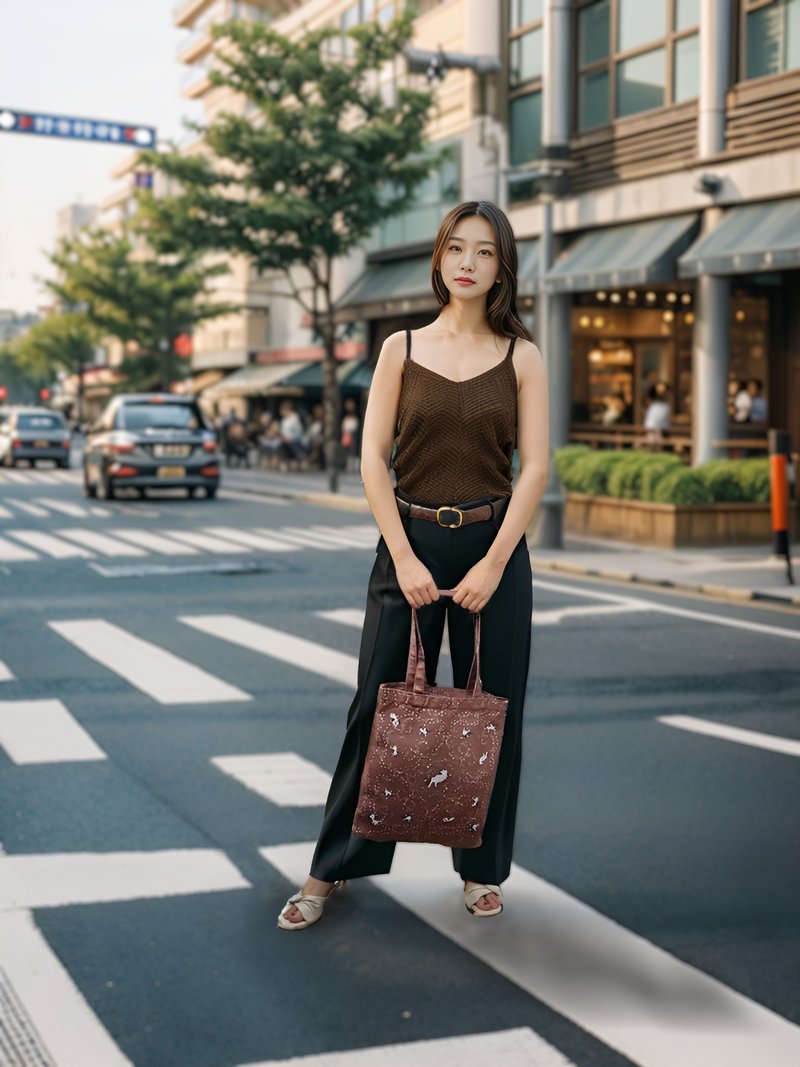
[320,318,342,495]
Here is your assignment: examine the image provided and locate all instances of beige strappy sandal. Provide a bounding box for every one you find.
[276,879,347,931]
[464,881,503,917]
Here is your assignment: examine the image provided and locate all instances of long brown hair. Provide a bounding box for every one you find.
[431,201,535,343]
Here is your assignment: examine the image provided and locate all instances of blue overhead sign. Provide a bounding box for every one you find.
[0,108,156,147]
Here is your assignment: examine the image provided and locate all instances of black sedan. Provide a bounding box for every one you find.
[82,394,220,500]
[0,407,71,468]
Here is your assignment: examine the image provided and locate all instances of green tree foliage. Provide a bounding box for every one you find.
[136,9,447,488]
[0,342,41,404]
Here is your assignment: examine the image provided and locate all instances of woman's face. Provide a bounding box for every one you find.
[438,214,501,303]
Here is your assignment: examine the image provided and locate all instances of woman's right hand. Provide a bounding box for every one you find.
[394,554,440,609]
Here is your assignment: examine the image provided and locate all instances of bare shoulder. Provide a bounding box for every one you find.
[369,330,408,394]
[512,336,546,385]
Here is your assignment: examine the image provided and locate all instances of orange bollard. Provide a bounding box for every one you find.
[768,429,794,585]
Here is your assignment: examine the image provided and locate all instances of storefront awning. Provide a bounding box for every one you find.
[280,358,368,390]
[677,198,800,276]
[204,361,307,399]
[544,214,699,293]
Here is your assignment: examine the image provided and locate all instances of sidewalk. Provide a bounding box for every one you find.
[222,466,800,610]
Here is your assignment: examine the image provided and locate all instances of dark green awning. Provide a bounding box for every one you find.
[280,358,367,390]
[544,214,699,292]
[678,198,800,276]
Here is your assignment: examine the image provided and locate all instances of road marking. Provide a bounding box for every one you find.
[211,752,333,806]
[5,497,49,517]
[203,527,299,552]
[218,487,290,505]
[48,619,251,705]
[33,497,90,517]
[316,523,378,543]
[180,615,358,688]
[291,525,371,548]
[1,471,34,484]
[0,849,251,910]
[0,699,106,764]
[534,603,651,626]
[658,714,800,758]
[0,536,38,562]
[0,911,133,1066]
[7,529,94,559]
[239,1028,575,1067]
[162,529,250,554]
[0,504,12,518]
[0,660,14,681]
[534,578,800,642]
[90,506,111,518]
[316,607,366,628]
[274,526,349,550]
[107,528,200,555]
[262,840,800,1067]
[54,528,147,557]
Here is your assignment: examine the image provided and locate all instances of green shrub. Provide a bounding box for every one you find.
[694,460,746,502]
[640,455,685,501]
[733,458,771,503]
[607,451,682,499]
[652,467,712,505]
[568,450,629,496]
[553,445,591,490]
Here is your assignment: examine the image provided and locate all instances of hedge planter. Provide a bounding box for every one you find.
[564,492,800,548]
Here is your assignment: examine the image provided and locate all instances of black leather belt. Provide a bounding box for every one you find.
[395,494,510,528]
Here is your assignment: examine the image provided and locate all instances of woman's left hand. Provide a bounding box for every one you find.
[451,556,505,614]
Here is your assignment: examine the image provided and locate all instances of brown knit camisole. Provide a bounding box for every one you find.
[391,328,518,505]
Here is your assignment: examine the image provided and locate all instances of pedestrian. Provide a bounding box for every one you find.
[277,200,549,930]
[278,400,309,469]
[643,382,671,448]
[732,379,752,424]
[747,378,766,423]
[340,397,360,472]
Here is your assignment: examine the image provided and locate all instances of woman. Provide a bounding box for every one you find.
[277,201,549,929]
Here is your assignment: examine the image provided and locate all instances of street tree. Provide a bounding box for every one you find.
[137,7,448,490]
[12,313,99,420]
[47,228,237,393]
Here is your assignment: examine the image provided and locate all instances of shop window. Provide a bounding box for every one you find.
[576,0,700,130]
[744,0,800,79]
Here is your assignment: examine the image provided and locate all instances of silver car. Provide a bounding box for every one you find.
[0,407,71,468]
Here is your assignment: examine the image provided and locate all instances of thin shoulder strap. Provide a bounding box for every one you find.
[405,328,412,360]
[506,335,517,359]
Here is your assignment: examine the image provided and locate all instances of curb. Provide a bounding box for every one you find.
[223,482,371,513]
[530,557,800,611]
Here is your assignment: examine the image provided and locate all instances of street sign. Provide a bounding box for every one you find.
[0,108,156,148]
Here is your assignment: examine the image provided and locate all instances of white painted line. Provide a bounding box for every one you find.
[0,536,38,562]
[0,660,14,681]
[0,699,106,764]
[316,607,366,629]
[7,529,94,559]
[218,488,290,506]
[31,470,61,483]
[0,849,251,910]
[89,506,111,518]
[294,526,371,549]
[0,504,12,518]
[314,524,378,544]
[239,1027,575,1067]
[262,841,800,1067]
[48,619,251,705]
[658,714,800,758]
[180,615,357,688]
[534,603,651,626]
[34,497,90,517]
[2,471,33,484]
[211,752,332,806]
[5,497,49,517]
[161,529,250,554]
[54,528,147,557]
[276,526,349,550]
[534,577,800,642]
[107,528,200,555]
[203,527,299,552]
[0,910,134,1066]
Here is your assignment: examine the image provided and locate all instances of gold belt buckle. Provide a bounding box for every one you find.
[436,505,463,528]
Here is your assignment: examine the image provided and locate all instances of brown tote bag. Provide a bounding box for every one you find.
[352,589,508,848]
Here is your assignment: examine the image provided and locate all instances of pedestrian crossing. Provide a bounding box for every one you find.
[0,522,380,563]
[0,468,81,486]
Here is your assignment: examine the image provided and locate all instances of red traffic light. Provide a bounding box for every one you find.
[39,387,51,401]
[0,385,7,400]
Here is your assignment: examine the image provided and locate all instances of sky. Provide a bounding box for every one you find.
[0,1,202,314]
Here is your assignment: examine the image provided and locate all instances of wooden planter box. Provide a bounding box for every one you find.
[564,493,800,548]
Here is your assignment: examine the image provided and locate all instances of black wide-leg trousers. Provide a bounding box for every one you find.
[310,489,533,886]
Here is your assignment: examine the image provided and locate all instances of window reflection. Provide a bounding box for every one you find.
[617,48,666,117]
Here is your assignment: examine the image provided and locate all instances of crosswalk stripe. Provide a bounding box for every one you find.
[290,525,366,548]
[262,840,800,1067]
[238,1028,575,1067]
[0,911,134,1067]
[162,529,250,554]
[0,536,38,561]
[0,504,12,518]
[180,615,358,688]
[320,524,378,542]
[211,752,333,806]
[203,527,299,553]
[48,619,252,705]
[0,849,251,910]
[535,603,651,626]
[7,530,94,559]
[0,699,106,763]
[277,526,350,550]
[32,470,61,484]
[657,714,800,758]
[107,528,200,555]
[54,528,147,557]
[5,497,49,517]
[34,497,90,517]
[316,608,365,629]
[2,470,33,484]
[0,660,14,681]
[90,506,111,518]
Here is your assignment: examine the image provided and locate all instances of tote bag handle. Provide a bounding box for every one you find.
[405,589,482,696]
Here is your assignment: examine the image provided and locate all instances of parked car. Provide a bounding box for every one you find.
[0,407,71,468]
[82,393,220,500]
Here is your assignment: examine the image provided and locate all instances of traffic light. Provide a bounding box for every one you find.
[0,385,7,401]
[39,386,51,403]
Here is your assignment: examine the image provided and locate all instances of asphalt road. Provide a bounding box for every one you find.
[1,464,798,1067]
